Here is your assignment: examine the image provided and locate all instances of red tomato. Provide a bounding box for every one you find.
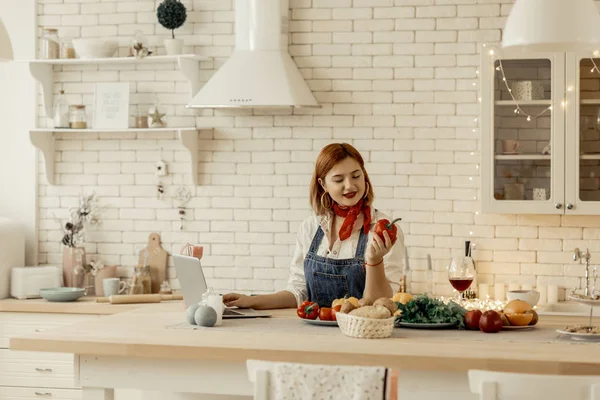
[319,307,332,321]
[330,304,342,321]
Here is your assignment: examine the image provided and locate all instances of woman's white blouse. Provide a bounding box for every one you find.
[285,207,404,306]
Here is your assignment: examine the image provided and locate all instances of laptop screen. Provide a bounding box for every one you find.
[172,254,208,307]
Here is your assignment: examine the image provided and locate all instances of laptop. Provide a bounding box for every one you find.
[172,254,271,319]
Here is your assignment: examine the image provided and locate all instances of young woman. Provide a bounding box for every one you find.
[223,143,404,309]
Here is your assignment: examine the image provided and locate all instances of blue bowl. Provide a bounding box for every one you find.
[39,287,86,302]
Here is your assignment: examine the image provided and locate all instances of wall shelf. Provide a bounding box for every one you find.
[580,99,600,105]
[30,128,198,186]
[581,154,600,160]
[494,100,552,106]
[25,54,208,117]
[494,154,551,161]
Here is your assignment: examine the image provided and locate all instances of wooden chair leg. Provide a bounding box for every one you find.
[591,383,600,400]
[254,369,270,400]
[481,381,497,400]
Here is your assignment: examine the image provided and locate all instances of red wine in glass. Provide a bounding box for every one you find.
[449,278,473,292]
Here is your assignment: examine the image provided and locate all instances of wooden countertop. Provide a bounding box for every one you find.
[9,302,600,375]
[0,297,179,315]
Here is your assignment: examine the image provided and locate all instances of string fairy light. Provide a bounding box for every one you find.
[495,60,553,122]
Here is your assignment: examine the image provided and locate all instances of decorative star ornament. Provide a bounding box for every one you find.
[148,107,166,128]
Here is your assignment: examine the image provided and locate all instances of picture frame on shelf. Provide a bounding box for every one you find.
[93,82,130,129]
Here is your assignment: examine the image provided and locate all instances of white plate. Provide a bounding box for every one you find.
[301,319,339,326]
[556,328,600,340]
[502,325,536,330]
[568,294,600,307]
[397,321,458,329]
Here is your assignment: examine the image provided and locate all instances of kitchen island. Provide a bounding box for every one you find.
[9,301,600,400]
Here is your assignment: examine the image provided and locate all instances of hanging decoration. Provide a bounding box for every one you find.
[174,186,192,231]
[155,148,167,200]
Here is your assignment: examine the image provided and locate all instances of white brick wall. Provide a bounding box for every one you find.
[35,0,594,299]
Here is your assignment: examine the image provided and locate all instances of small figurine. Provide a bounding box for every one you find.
[542,142,551,155]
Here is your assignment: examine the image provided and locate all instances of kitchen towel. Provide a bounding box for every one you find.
[247,359,398,400]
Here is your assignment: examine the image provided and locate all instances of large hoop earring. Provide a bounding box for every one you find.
[321,192,332,209]
[363,182,370,200]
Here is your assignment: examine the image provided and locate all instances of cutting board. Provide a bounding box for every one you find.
[138,233,168,293]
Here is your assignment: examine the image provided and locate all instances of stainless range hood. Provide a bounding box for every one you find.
[186,0,319,109]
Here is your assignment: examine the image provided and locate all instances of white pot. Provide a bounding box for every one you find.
[164,38,183,55]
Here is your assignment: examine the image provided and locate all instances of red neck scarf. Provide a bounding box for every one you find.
[332,199,371,241]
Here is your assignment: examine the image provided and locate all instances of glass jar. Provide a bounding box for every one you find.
[40,28,60,59]
[141,265,152,294]
[71,248,86,289]
[60,37,75,59]
[69,105,87,129]
[53,90,69,128]
[135,108,148,129]
[129,266,144,295]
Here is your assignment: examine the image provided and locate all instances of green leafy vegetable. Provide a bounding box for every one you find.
[395,295,467,329]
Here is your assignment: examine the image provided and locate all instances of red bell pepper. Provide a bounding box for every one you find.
[374,218,402,243]
[297,301,320,320]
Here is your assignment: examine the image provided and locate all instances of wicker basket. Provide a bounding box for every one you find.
[336,312,395,339]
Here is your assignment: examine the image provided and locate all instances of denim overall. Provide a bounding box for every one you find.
[304,226,368,308]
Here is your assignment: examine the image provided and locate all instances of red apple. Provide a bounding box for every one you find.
[464,310,483,330]
[479,310,503,333]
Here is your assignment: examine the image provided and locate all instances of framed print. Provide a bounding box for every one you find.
[93,82,130,129]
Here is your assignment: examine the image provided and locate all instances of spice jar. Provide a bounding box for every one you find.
[60,37,75,59]
[159,280,172,295]
[40,28,60,59]
[69,105,87,129]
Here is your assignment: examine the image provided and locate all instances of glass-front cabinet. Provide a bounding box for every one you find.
[566,53,600,214]
[481,50,565,214]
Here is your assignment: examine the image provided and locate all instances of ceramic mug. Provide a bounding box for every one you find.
[502,139,520,153]
[103,278,126,297]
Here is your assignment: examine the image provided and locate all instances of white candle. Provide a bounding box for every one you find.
[508,283,521,292]
[547,285,559,304]
[404,247,410,271]
[207,293,224,326]
[521,284,533,291]
[479,283,490,299]
[494,283,505,301]
[537,285,547,305]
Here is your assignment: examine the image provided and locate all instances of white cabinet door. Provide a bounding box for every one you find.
[0,313,99,349]
[0,349,77,389]
[0,386,81,399]
[565,52,600,214]
[481,49,565,214]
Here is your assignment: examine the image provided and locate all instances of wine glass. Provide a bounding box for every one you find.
[447,256,475,305]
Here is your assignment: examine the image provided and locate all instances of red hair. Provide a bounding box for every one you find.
[309,143,374,215]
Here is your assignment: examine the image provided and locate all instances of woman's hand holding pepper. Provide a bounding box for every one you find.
[365,230,393,267]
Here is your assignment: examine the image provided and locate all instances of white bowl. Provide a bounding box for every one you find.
[73,38,118,59]
[507,290,540,307]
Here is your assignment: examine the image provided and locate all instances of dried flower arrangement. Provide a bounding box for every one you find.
[56,192,102,248]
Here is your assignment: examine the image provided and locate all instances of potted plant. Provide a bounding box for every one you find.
[157,0,187,55]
